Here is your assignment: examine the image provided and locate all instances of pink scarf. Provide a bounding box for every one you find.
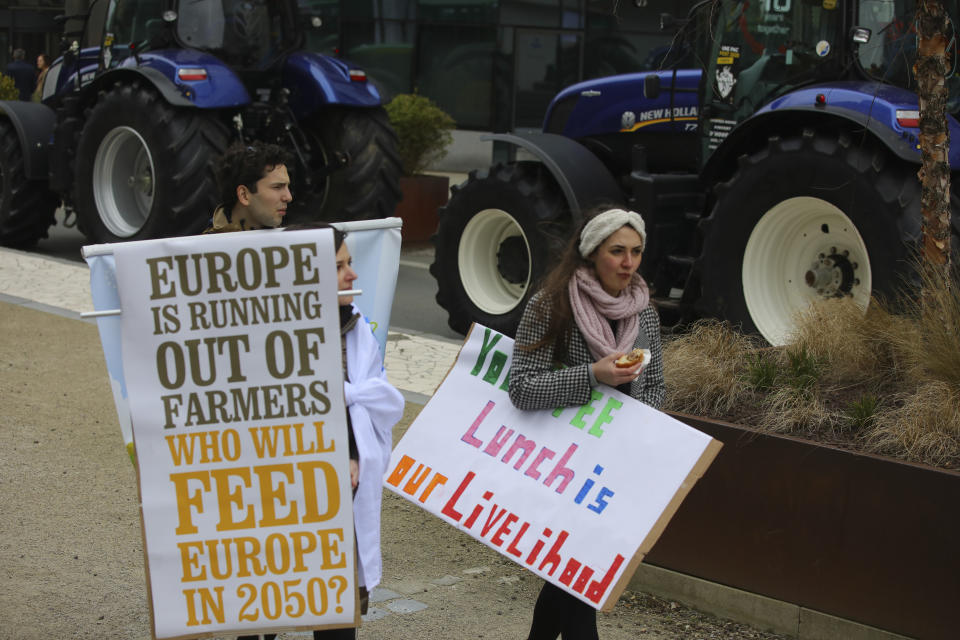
[568,267,650,361]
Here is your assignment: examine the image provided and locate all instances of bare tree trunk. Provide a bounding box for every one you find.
[915,0,953,287]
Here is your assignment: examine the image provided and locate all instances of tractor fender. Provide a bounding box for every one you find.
[128,50,253,107]
[702,105,925,185]
[703,83,953,183]
[283,52,383,121]
[482,132,624,224]
[84,66,197,108]
[0,100,56,181]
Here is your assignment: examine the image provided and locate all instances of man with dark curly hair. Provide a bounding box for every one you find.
[215,144,295,640]
[206,141,294,232]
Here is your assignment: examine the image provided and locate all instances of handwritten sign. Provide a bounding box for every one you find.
[384,325,721,611]
[112,230,357,639]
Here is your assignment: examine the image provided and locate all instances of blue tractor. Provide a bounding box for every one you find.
[431,0,960,345]
[0,0,401,247]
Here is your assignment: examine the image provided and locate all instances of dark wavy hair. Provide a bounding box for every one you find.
[517,204,641,362]
[215,142,293,218]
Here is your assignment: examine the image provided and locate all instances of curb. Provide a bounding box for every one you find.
[629,564,914,640]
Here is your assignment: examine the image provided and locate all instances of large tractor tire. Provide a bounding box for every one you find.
[431,162,566,336]
[295,106,402,222]
[0,119,58,248]
[74,82,229,243]
[699,128,960,345]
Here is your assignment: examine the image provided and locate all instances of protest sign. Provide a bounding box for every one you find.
[84,217,401,460]
[330,218,402,358]
[384,324,722,611]
[111,229,357,639]
[86,252,135,459]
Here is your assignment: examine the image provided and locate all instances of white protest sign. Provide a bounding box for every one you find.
[384,324,721,611]
[330,218,402,358]
[86,252,135,460]
[112,229,357,639]
[84,217,402,459]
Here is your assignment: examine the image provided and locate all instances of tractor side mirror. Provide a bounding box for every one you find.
[851,26,872,45]
[644,73,661,100]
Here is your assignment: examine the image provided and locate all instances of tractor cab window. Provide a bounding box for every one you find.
[696,0,842,163]
[175,0,298,68]
[703,0,842,114]
[103,0,164,65]
[857,0,960,113]
[857,0,909,85]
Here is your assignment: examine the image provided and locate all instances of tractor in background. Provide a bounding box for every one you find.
[431,0,960,345]
[0,0,401,247]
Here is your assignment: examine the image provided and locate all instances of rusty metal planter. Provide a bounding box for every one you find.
[644,412,960,640]
[395,174,449,244]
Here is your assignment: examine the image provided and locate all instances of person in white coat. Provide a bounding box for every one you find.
[244,223,404,640]
[334,226,406,600]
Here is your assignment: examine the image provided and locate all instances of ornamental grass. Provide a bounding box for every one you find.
[662,263,960,470]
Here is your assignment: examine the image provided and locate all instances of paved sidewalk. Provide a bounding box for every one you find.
[0,246,461,405]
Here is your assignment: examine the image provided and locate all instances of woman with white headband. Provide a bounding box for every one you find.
[509,206,665,640]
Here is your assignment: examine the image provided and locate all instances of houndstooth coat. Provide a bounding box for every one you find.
[509,291,666,411]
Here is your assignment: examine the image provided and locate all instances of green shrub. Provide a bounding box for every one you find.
[0,73,19,101]
[385,93,455,176]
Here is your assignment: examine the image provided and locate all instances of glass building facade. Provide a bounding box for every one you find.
[1,1,62,70]
[300,0,695,131]
[6,1,694,133]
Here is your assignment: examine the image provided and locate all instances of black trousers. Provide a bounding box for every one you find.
[526,582,599,640]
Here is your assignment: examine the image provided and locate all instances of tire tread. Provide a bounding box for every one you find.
[431,162,565,335]
[0,120,58,248]
[74,83,229,241]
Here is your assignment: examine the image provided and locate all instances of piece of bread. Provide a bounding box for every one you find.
[615,348,650,368]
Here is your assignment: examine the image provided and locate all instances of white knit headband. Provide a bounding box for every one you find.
[578,208,647,258]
